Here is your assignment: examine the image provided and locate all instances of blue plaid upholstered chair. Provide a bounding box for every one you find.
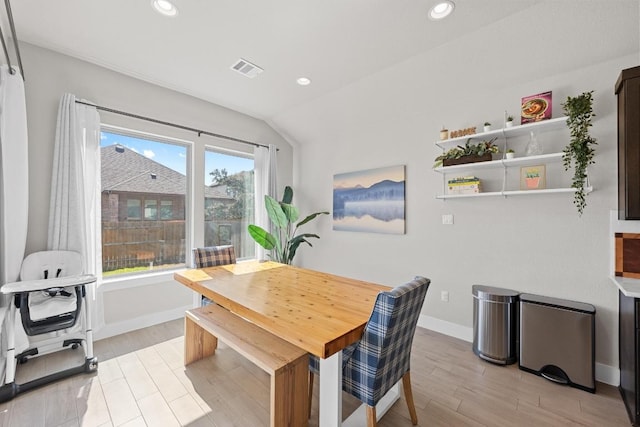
[192,245,236,305]
[308,276,430,426]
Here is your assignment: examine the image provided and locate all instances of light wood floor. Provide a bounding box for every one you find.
[0,319,630,426]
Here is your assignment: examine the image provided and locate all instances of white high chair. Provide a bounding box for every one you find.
[0,250,98,402]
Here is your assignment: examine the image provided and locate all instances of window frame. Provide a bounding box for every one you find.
[100,124,194,285]
[99,124,258,288]
[203,144,256,261]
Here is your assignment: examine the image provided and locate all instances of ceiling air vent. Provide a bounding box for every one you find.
[230,58,264,78]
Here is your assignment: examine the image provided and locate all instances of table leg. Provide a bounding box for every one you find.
[319,351,342,427]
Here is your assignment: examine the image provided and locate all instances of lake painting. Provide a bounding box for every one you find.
[333,165,405,234]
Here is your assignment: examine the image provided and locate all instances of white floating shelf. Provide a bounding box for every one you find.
[435,116,569,150]
[433,152,564,174]
[435,186,593,200]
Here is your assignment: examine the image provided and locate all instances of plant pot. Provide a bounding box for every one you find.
[505,121,514,128]
[442,153,492,167]
[526,177,541,189]
[484,125,491,132]
[505,152,515,159]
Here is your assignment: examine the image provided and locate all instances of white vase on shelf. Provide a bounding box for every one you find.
[505,120,514,128]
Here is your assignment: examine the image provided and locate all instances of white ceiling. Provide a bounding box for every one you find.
[8,0,540,121]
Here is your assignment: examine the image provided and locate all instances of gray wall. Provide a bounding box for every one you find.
[20,42,294,335]
[272,1,640,380]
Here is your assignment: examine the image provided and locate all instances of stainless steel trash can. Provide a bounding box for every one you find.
[519,293,595,393]
[472,285,519,365]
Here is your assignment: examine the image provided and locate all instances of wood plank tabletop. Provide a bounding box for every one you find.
[174,261,390,358]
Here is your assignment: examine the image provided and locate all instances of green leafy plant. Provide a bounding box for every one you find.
[434,138,498,168]
[484,122,491,126]
[248,186,329,264]
[506,148,515,153]
[507,116,514,122]
[562,91,597,215]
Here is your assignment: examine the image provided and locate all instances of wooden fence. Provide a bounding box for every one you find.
[102,219,253,272]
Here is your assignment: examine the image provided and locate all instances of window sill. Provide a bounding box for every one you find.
[100,268,184,292]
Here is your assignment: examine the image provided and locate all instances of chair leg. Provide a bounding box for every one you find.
[308,372,314,419]
[366,405,377,427]
[402,371,418,425]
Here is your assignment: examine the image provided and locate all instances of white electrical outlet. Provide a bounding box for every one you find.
[441,291,449,302]
[442,214,454,225]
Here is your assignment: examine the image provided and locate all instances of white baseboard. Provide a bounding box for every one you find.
[94,305,191,341]
[417,314,619,386]
[595,362,619,387]
[418,314,473,342]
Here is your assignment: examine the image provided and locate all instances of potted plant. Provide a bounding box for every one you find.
[483,122,491,132]
[505,148,515,159]
[434,138,499,167]
[248,186,329,264]
[525,170,541,189]
[506,116,514,128]
[562,91,597,215]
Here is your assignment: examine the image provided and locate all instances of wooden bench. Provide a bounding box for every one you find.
[184,304,309,427]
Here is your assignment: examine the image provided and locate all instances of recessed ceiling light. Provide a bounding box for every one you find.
[152,0,178,17]
[429,1,455,20]
[296,77,311,86]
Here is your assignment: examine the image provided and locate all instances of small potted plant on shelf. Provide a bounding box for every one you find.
[505,148,515,159]
[506,116,514,128]
[434,138,499,168]
[483,122,491,132]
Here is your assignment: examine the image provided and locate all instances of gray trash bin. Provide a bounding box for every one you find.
[472,285,519,365]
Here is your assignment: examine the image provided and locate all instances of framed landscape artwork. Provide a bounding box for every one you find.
[333,165,405,234]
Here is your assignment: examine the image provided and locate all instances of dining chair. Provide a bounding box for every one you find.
[192,245,236,305]
[308,276,430,427]
[193,245,236,268]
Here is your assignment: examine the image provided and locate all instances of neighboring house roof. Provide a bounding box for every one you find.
[101,144,232,199]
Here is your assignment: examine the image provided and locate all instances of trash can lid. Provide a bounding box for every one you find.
[520,293,595,314]
[472,284,519,303]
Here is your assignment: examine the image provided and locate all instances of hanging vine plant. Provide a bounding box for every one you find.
[562,91,597,216]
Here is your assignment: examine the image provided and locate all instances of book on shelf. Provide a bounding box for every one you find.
[521,91,552,124]
[447,176,481,194]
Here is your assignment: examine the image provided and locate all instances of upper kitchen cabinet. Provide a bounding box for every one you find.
[616,66,640,220]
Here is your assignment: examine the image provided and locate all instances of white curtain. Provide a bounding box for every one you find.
[253,144,278,261]
[0,65,28,382]
[0,65,28,288]
[48,93,103,331]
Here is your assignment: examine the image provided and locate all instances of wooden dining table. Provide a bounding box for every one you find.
[174,260,396,427]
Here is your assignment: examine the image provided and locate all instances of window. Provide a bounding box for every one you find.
[204,149,255,260]
[144,199,158,220]
[160,200,173,220]
[101,130,187,277]
[127,199,141,220]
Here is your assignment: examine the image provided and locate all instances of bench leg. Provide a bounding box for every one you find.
[184,315,218,365]
[271,355,308,427]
